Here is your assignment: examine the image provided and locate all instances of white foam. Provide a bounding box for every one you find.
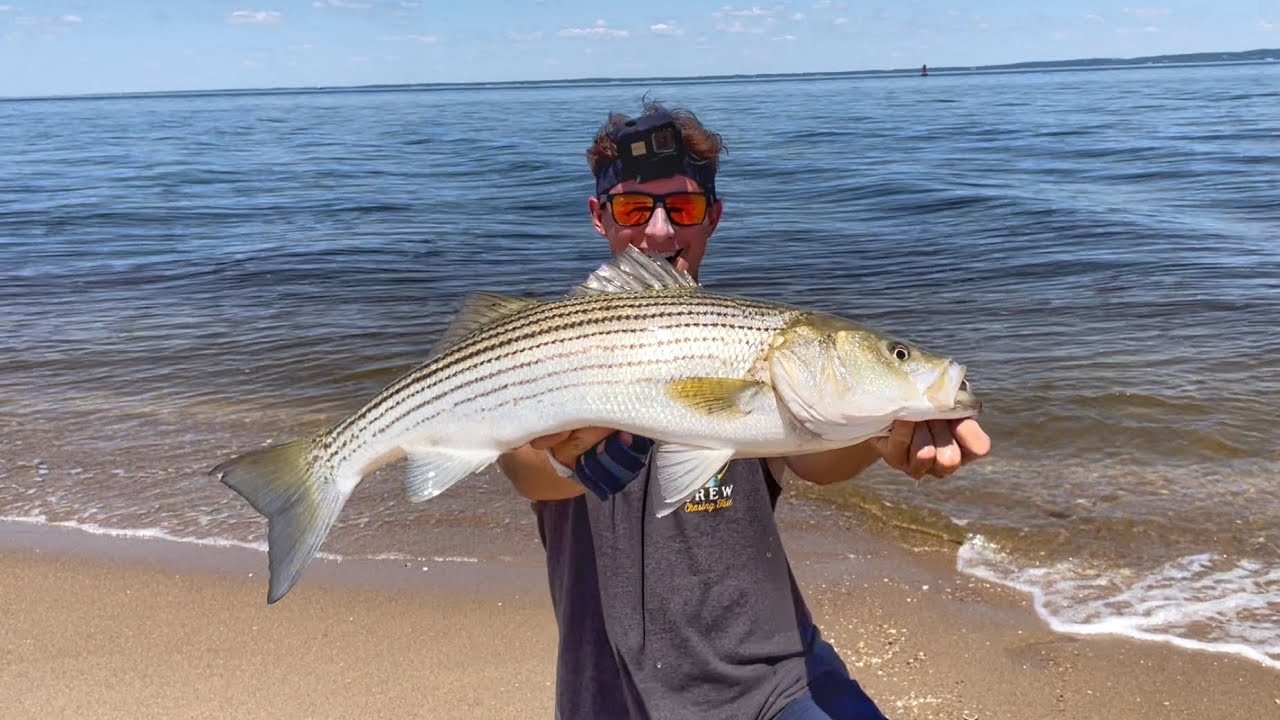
[0,514,343,562]
[957,535,1280,671]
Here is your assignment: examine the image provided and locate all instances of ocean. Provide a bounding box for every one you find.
[2,62,1278,670]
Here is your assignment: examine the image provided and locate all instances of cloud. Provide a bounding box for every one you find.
[59,14,82,23]
[406,33,438,43]
[713,5,781,33]
[1259,19,1274,31]
[505,30,544,41]
[812,0,831,8]
[720,6,775,17]
[791,12,804,20]
[833,17,847,25]
[772,34,796,41]
[1124,7,1170,19]
[559,19,628,38]
[1084,13,1106,23]
[649,22,684,35]
[717,20,765,33]
[313,0,372,8]
[228,10,283,24]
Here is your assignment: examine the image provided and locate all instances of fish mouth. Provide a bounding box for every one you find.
[925,362,982,417]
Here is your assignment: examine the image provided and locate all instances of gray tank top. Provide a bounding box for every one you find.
[582,458,814,720]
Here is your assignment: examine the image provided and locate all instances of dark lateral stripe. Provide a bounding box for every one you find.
[323,293,801,461]
[340,298,789,435]
[410,351,730,429]
[373,322,767,440]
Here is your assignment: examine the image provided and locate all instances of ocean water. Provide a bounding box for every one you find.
[2,63,1278,669]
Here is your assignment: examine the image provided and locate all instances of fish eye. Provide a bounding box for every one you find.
[890,343,910,362]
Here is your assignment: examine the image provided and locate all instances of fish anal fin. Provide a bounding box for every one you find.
[650,443,736,517]
[666,377,767,418]
[402,445,499,502]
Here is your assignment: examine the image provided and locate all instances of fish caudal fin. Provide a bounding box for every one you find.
[211,438,346,604]
[650,443,735,517]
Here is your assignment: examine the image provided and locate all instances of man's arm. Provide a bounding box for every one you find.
[498,427,617,501]
[498,444,587,501]
[779,418,992,486]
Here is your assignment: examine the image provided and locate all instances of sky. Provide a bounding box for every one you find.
[1,1,1277,97]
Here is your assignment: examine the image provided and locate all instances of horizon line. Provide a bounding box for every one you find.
[5,47,1277,102]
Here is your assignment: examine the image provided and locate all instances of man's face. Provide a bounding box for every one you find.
[588,174,722,279]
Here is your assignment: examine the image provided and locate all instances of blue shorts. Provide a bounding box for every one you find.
[778,630,888,720]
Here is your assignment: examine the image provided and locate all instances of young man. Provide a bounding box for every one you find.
[500,102,991,719]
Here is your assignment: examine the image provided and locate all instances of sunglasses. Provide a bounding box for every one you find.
[602,191,710,227]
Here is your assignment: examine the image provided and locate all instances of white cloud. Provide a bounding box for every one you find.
[559,19,628,38]
[59,14,83,23]
[228,10,282,24]
[288,43,314,51]
[1259,19,1274,31]
[833,17,847,25]
[717,20,765,33]
[812,0,831,8]
[650,22,683,35]
[791,12,804,20]
[351,56,369,62]
[1124,7,1170,19]
[721,6,775,17]
[406,34,438,43]
[1084,13,1106,23]
[401,1,420,6]
[0,5,15,12]
[313,0,372,8]
[772,33,796,41]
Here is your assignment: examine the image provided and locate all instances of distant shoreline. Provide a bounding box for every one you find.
[5,48,1277,103]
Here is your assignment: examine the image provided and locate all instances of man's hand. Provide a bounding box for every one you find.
[872,418,990,481]
[531,427,627,468]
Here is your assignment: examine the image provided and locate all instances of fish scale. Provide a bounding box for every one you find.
[213,246,980,603]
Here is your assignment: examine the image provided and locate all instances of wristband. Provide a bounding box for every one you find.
[544,449,576,478]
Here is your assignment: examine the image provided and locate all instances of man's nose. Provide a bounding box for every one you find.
[644,206,675,241]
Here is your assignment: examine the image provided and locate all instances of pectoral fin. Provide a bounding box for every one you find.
[401,444,500,502]
[650,443,736,517]
[666,377,767,418]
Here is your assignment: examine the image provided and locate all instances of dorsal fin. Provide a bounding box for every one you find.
[431,292,540,354]
[570,244,701,296]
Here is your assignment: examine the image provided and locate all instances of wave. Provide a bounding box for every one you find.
[957,535,1280,672]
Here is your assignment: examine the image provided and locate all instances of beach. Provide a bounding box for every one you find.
[4,496,1277,720]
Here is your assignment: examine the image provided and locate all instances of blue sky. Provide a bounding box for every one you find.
[2,1,1276,97]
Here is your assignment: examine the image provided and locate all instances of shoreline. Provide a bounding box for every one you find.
[5,509,1279,719]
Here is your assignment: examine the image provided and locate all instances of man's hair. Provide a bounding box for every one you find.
[586,100,725,178]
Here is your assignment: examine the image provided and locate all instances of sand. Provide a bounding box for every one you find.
[2,514,1278,720]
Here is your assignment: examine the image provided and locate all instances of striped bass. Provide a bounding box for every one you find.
[213,246,981,603]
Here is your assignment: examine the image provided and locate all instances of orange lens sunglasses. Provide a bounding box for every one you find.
[603,191,710,227]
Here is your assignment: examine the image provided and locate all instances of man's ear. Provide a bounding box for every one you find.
[707,198,724,233]
[588,195,608,236]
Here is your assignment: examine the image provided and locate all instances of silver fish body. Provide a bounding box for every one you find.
[213,247,981,603]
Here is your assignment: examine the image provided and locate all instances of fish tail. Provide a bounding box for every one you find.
[211,437,347,604]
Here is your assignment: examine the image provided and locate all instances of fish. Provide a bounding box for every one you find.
[212,246,981,603]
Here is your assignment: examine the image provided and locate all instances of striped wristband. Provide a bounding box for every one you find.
[575,433,655,500]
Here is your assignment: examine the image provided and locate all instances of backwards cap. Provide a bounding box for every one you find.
[593,109,718,200]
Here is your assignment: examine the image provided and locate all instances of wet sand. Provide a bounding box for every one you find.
[3,511,1278,720]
